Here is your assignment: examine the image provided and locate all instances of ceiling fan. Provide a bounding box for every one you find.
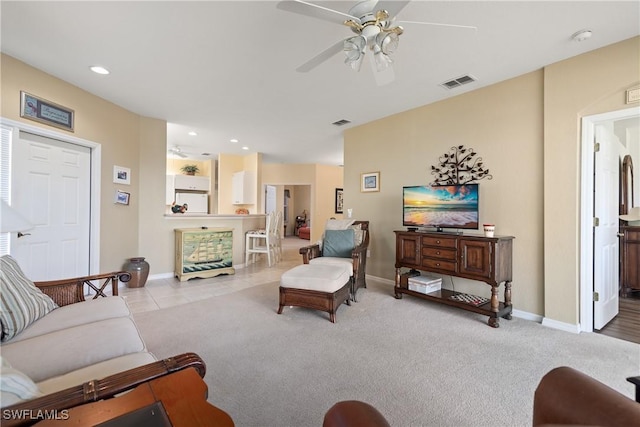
[277,0,477,85]
[168,146,188,158]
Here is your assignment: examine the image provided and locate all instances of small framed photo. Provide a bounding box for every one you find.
[115,190,130,205]
[335,188,344,214]
[361,172,380,192]
[113,165,131,185]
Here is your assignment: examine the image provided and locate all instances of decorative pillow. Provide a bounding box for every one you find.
[0,356,43,406]
[0,255,58,342]
[322,229,355,258]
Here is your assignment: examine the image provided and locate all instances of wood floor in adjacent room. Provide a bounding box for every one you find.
[597,295,640,344]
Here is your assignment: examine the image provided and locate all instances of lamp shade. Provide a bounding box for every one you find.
[1,200,34,233]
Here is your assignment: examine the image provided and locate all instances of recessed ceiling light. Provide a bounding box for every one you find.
[188,131,198,136]
[571,29,592,42]
[89,66,110,75]
[230,139,239,143]
[242,146,249,150]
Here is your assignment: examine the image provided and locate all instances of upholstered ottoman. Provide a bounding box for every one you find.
[298,226,311,240]
[278,264,351,323]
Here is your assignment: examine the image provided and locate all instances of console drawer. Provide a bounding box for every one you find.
[422,247,457,260]
[422,259,456,273]
[422,236,457,248]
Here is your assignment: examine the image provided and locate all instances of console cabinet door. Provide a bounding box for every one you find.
[459,239,493,281]
[396,233,420,268]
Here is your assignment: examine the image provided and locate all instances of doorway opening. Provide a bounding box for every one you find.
[580,106,640,344]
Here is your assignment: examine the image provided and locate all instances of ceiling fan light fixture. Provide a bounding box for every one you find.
[344,35,366,71]
[376,32,399,55]
[373,50,393,71]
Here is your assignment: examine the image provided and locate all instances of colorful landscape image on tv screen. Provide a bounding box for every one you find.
[403,184,479,229]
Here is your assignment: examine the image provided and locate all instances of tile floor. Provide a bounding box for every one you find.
[118,237,311,314]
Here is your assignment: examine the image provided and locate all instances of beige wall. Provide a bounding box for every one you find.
[345,71,544,315]
[344,36,640,323]
[1,54,144,272]
[543,36,640,324]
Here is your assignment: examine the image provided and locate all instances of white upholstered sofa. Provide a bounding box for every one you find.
[0,255,156,408]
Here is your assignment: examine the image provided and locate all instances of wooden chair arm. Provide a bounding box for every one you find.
[34,271,131,307]
[1,352,206,426]
[299,244,321,263]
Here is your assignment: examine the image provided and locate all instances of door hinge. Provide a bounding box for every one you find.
[594,142,600,152]
[593,217,599,227]
[593,292,599,302]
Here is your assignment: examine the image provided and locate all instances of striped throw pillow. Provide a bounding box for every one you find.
[0,255,58,342]
[0,356,43,405]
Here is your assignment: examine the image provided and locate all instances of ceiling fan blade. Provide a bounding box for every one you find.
[397,20,478,31]
[375,1,411,18]
[277,0,360,25]
[296,39,346,73]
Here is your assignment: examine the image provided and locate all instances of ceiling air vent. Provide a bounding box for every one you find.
[332,119,351,126]
[440,74,477,90]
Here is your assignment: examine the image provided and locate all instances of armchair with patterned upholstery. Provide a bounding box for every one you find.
[299,220,369,302]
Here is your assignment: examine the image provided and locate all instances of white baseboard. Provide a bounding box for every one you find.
[541,317,581,334]
[148,272,174,281]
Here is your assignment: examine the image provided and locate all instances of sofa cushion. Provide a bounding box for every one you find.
[322,229,355,258]
[8,296,132,344]
[37,352,157,396]
[0,255,58,342]
[1,317,147,383]
[0,356,42,407]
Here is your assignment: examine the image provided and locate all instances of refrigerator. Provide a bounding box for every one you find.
[175,192,208,214]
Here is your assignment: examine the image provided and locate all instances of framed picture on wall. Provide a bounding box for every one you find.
[115,190,130,205]
[113,165,131,185]
[361,172,380,192]
[335,188,343,214]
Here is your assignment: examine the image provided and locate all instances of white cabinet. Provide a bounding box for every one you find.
[232,171,256,204]
[173,175,210,191]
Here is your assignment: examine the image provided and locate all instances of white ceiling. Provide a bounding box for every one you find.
[1,1,639,166]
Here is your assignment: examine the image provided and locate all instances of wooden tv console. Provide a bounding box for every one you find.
[394,230,514,328]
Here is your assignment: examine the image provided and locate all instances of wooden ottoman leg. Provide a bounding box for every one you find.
[277,287,286,314]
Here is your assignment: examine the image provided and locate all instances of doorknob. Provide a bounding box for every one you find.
[17,232,31,238]
[617,232,624,238]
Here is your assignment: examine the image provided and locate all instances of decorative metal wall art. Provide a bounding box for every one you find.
[430,145,492,185]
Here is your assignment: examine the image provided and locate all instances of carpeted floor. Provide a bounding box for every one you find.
[133,278,640,427]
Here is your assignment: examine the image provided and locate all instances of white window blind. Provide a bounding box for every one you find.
[0,125,13,255]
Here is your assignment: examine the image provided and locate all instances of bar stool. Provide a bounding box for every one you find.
[245,212,276,267]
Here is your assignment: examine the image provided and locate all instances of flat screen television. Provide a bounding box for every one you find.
[403,184,479,232]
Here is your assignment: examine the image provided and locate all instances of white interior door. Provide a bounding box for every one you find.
[265,185,276,214]
[11,131,91,281]
[593,122,620,329]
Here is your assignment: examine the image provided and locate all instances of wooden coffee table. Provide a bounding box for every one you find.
[36,368,234,426]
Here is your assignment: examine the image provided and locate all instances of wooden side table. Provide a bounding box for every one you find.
[36,368,234,426]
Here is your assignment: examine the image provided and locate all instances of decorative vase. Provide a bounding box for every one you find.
[123,257,150,288]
